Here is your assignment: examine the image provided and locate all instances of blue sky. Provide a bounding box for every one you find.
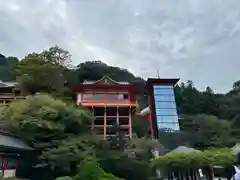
[1,0,240,93]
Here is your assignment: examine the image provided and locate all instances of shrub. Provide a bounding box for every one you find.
[55,176,73,180]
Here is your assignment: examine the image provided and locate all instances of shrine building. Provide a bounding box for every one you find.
[73,76,180,139]
[73,76,138,139]
[0,81,25,106]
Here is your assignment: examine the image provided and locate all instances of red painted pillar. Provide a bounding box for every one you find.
[148,95,154,137]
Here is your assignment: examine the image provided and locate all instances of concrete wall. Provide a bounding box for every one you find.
[0,169,16,178]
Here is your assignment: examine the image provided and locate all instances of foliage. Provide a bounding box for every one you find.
[75,61,143,84]
[158,130,193,149]
[41,135,99,173]
[55,176,73,180]
[2,47,240,179]
[152,148,236,169]
[1,94,93,177]
[0,54,18,81]
[16,46,70,94]
[132,116,151,138]
[1,94,92,143]
[180,114,235,149]
[97,137,165,180]
[74,160,123,180]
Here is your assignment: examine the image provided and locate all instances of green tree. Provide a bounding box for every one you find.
[16,46,71,94]
[97,137,165,180]
[74,160,123,180]
[76,61,144,83]
[0,54,19,81]
[1,94,93,178]
[180,114,235,149]
[132,116,151,138]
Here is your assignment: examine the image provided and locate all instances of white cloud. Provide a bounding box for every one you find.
[1,0,240,92]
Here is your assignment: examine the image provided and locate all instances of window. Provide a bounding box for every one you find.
[154,95,175,101]
[155,101,176,109]
[153,85,180,132]
[7,157,17,169]
[154,87,174,95]
[82,92,130,103]
[83,94,93,101]
[158,122,180,131]
[93,94,105,102]
[156,115,178,123]
[106,94,118,103]
[153,85,173,89]
[118,93,129,103]
[156,108,177,116]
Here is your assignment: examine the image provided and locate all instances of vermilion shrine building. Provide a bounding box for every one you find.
[73,76,180,139]
[73,76,138,139]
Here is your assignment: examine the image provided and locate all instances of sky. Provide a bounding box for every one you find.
[0,0,240,93]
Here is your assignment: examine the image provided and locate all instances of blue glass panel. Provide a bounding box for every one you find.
[153,85,180,132]
[154,95,175,102]
[156,115,179,123]
[153,85,173,89]
[156,108,177,116]
[154,88,174,95]
[158,122,180,131]
[155,101,176,109]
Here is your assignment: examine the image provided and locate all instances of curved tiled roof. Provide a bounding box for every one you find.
[165,146,201,155]
[0,133,33,151]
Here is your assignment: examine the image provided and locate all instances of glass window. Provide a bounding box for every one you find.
[156,115,178,123]
[154,95,175,102]
[106,94,118,103]
[117,94,129,103]
[153,85,173,89]
[93,94,105,102]
[156,108,177,116]
[154,88,174,95]
[7,157,17,168]
[155,101,176,109]
[158,122,180,131]
[83,94,93,101]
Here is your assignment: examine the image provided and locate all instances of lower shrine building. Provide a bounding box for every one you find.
[0,81,25,106]
[0,132,33,179]
[73,76,138,140]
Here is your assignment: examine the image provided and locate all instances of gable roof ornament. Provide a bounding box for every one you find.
[82,76,129,85]
[95,76,118,84]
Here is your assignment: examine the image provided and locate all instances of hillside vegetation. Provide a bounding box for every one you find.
[1,46,240,179]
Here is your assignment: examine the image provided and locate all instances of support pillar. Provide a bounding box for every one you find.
[104,107,107,140]
[129,107,132,138]
[117,107,119,125]
[91,107,94,130]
